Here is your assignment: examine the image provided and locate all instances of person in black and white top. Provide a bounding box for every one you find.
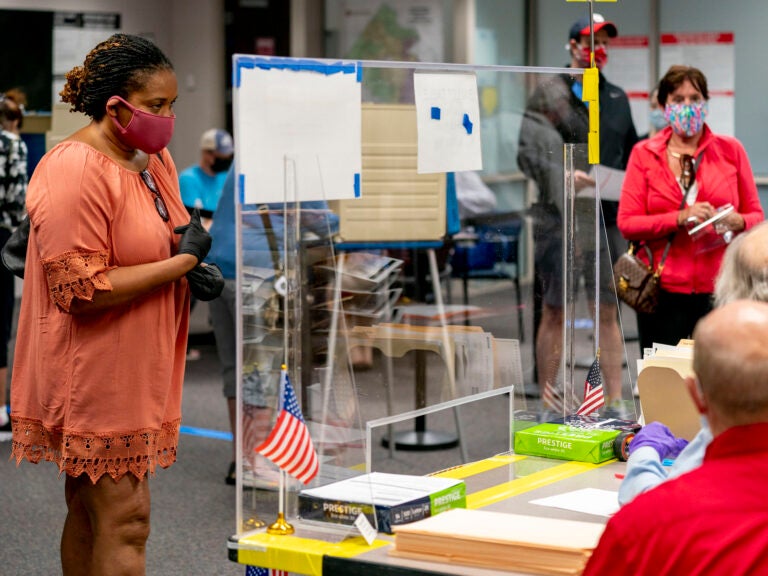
[0,91,28,439]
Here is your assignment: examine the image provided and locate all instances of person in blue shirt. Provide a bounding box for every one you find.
[207,165,338,487]
[179,128,233,359]
[620,221,768,505]
[178,128,233,227]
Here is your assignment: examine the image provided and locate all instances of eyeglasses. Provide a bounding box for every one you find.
[680,154,696,191]
[140,170,169,222]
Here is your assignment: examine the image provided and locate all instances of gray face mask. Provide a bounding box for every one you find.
[649,108,668,131]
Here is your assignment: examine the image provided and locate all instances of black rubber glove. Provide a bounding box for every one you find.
[186,263,225,301]
[173,208,212,263]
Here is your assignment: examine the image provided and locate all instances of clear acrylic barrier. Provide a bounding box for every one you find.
[366,385,514,476]
[561,149,638,419]
[230,56,638,545]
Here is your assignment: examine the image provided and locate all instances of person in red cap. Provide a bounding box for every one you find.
[517,13,638,416]
[568,13,617,70]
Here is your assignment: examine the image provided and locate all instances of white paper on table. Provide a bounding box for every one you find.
[234,58,362,204]
[414,72,482,174]
[529,488,620,517]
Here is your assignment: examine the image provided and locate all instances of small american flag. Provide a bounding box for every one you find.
[255,367,319,484]
[245,566,288,576]
[576,356,605,416]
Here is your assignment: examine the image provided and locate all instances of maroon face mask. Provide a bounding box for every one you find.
[108,95,175,153]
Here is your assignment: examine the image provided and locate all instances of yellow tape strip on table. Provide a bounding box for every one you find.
[431,453,527,480]
[237,532,389,576]
[467,459,614,509]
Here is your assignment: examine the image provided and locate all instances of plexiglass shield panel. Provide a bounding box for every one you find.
[229,56,638,543]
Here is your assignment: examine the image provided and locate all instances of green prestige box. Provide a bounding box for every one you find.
[513,422,620,464]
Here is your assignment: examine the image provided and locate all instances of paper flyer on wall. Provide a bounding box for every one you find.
[414,72,483,174]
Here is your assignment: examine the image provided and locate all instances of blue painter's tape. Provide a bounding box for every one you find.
[234,56,357,87]
[354,173,361,198]
[180,425,233,442]
[431,106,441,120]
[462,113,473,135]
[238,173,246,204]
[357,62,363,83]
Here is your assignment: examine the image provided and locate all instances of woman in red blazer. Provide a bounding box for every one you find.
[618,65,763,351]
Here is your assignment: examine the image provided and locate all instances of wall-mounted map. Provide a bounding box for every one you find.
[342,0,443,103]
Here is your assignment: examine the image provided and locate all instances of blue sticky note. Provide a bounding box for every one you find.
[431,106,441,120]
[462,113,473,135]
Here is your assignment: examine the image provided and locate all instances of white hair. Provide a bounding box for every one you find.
[714,222,768,307]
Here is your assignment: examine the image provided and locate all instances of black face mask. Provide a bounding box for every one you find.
[211,156,233,173]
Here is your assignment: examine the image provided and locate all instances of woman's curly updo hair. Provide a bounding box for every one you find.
[60,33,173,121]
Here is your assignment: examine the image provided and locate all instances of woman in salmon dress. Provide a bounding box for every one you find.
[9,34,212,575]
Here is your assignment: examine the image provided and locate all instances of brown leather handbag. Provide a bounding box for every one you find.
[614,167,692,314]
[613,241,671,314]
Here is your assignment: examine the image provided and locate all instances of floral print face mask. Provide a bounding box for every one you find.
[664,101,707,138]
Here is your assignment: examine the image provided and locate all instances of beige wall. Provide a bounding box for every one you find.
[167,0,226,172]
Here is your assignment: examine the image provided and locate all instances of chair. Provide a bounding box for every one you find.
[449,211,524,341]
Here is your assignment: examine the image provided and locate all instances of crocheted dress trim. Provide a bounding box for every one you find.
[40,249,114,312]
[10,416,181,483]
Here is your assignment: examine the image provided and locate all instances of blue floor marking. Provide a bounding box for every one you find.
[179,425,233,441]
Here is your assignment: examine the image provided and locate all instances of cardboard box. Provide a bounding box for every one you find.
[298,472,466,534]
[514,416,640,464]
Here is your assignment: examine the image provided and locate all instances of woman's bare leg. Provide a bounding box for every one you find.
[62,473,151,576]
[62,475,94,576]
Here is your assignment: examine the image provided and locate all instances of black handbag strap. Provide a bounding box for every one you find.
[657,170,697,274]
[632,194,688,277]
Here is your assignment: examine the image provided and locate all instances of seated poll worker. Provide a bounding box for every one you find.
[618,221,768,505]
[584,300,768,575]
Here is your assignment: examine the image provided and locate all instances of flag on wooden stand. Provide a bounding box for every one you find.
[255,367,319,484]
[576,356,605,416]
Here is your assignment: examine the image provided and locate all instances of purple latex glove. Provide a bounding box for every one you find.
[629,422,689,459]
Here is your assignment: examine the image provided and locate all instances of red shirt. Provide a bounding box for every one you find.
[583,423,768,576]
[618,125,763,294]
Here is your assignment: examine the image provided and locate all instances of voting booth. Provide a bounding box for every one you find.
[226,54,638,574]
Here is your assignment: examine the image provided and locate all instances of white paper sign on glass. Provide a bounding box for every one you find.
[233,57,362,204]
[414,72,483,174]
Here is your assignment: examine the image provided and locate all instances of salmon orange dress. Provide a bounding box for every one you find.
[10,141,191,483]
